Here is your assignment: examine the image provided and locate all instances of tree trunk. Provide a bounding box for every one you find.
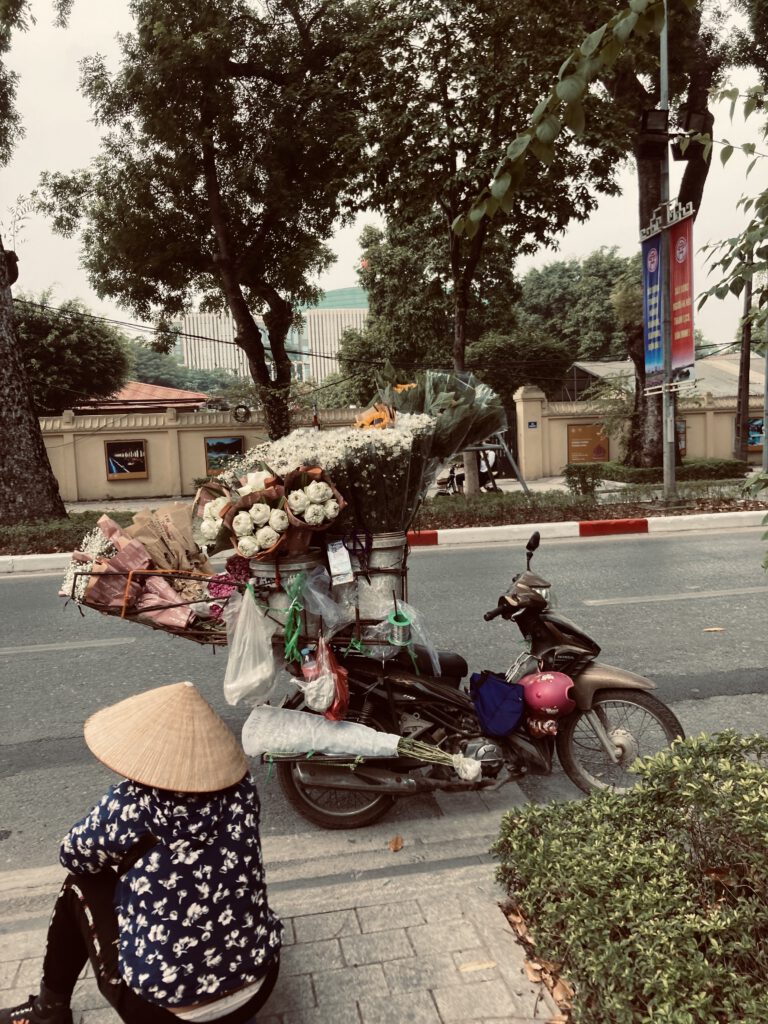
[0,239,67,523]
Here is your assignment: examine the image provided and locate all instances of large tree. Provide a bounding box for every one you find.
[38,0,383,439]
[13,291,131,413]
[0,3,68,522]
[456,0,733,467]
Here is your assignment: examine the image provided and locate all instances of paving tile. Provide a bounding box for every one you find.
[0,931,47,961]
[358,988,442,1024]
[12,955,42,990]
[406,920,483,957]
[416,895,467,924]
[0,959,19,989]
[382,953,460,993]
[292,910,360,943]
[356,901,425,934]
[79,1009,119,1023]
[281,1003,361,1024]
[281,917,296,946]
[433,979,519,1021]
[262,971,316,1015]
[280,938,345,976]
[313,964,388,1006]
[452,950,501,984]
[341,928,413,967]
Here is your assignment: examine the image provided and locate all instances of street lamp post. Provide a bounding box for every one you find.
[659,0,677,500]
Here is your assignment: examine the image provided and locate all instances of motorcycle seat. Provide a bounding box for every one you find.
[394,645,468,680]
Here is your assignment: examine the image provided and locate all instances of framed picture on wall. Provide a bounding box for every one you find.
[747,417,764,452]
[205,436,245,476]
[566,423,609,464]
[105,440,149,481]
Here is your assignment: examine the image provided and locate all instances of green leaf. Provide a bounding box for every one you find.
[490,171,512,200]
[563,101,586,137]
[746,157,758,176]
[677,136,690,154]
[499,189,517,214]
[468,200,487,223]
[451,214,466,236]
[720,144,734,166]
[580,23,607,57]
[464,216,480,239]
[613,11,639,42]
[598,37,623,68]
[529,138,555,165]
[484,195,500,218]
[535,114,561,145]
[506,134,531,161]
[557,53,575,80]
[556,75,587,104]
[530,98,549,125]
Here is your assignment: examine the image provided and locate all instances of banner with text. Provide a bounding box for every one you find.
[642,236,663,385]
[669,215,695,380]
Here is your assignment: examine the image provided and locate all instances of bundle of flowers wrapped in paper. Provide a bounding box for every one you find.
[59,503,217,639]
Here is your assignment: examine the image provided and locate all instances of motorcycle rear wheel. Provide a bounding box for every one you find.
[556,689,684,794]
[276,708,396,829]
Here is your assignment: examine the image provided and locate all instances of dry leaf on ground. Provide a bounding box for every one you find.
[387,835,404,852]
[703,627,725,632]
[524,960,543,982]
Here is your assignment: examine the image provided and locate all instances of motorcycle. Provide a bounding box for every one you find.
[272,531,684,829]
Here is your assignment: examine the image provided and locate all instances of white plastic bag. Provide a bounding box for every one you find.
[241,705,401,758]
[222,588,277,706]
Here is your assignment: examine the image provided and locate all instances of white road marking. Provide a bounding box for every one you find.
[0,638,135,655]
[584,586,768,606]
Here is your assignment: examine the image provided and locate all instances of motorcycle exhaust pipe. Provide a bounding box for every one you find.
[292,761,495,794]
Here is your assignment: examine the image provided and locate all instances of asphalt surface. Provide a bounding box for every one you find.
[2,527,768,872]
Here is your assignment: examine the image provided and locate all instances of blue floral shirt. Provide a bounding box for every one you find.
[60,776,282,1008]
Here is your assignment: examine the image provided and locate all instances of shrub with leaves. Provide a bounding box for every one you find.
[493,732,768,1024]
[563,462,605,496]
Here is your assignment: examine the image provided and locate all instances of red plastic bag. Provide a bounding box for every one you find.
[317,635,349,722]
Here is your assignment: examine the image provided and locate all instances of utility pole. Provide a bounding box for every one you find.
[659,0,676,500]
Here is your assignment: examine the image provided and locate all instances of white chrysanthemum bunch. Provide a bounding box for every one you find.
[287,479,339,526]
[60,528,118,602]
[232,505,288,556]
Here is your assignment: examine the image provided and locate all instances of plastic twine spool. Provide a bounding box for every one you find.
[387,608,412,647]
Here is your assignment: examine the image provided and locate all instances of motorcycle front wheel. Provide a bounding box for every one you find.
[276,708,396,829]
[556,689,684,794]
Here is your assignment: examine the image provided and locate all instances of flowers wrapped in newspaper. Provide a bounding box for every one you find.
[242,705,481,781]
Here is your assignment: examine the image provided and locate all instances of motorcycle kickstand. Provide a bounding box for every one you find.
[582,710,622,764]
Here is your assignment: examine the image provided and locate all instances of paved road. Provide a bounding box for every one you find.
[1,527,767,871]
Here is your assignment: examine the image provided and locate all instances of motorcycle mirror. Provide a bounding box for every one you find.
[525,531,540,569]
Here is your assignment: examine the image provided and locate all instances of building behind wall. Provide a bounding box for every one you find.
[177,287,368,384]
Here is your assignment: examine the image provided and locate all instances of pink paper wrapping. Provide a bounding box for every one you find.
[135,575,194,629]
[83,540,152,609]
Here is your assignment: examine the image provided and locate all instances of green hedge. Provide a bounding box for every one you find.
[0,510,135,556]
[593,458,750,483]
[493,732,768,1023]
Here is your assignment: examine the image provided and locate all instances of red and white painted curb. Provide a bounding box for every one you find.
[406,509,767,548]
[1,510,765,573]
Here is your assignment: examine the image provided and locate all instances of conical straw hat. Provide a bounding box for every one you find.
[84,682,249,792]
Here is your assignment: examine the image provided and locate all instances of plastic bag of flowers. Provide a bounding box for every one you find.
[282,466,346,553]
[220,485,291,560]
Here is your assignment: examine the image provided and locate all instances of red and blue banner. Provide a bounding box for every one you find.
[669,215,695,380]
[642,236,663,385]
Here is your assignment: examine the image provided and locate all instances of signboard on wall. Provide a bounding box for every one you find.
[567,423,609,464]
[205,436,245,476]
[747,417,764,452]
[105,440,148,481]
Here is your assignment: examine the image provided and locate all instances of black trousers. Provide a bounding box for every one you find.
[42,873,279,1024]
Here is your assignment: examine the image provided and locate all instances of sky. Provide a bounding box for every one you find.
[0,1,764,349]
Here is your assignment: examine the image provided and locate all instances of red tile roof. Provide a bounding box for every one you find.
[78,380,209,411]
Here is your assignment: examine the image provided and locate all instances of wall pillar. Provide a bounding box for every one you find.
[513,386,546,480]
[165,408,183,496]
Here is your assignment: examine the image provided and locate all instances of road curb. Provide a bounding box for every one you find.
[2,510,765,574]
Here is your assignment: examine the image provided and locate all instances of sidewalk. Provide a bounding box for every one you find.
[1,810,559,1024]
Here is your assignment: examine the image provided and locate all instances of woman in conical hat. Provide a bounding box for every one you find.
[0,682,281,1024]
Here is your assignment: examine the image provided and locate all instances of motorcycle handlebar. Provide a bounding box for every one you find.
[484,606,506,621]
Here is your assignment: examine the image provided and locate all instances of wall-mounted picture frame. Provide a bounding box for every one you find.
[205,435,245,476]
[105,439,149,481]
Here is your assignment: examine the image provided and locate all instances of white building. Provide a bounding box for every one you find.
[177,288,368,383]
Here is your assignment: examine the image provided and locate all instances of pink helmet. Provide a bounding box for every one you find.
[520,671,576,717]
